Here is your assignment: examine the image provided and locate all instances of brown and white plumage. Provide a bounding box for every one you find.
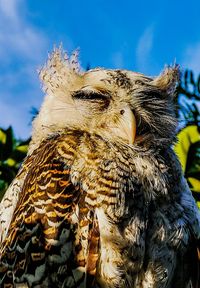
[0,48,199,287]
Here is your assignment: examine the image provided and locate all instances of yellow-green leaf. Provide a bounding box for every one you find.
[0,130,6,144]
[5,158,16,167]
[16,145,28,153]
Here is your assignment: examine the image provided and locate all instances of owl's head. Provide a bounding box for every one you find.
[31,48,180,151]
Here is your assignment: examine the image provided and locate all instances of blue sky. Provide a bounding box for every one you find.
[0,0,200,138]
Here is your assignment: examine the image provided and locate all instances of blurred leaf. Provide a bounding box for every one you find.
[0,129,6,144]
[16,144,29,153]
[0,163,16,183]
[184,69,188,90]
[189,70,195,86]
[197,75,200,94]
[0,179,7,201]
[176,69,200,208]
[185,141,200,180]
[0,179,6,191]
[0,127,15,161]
[5,158,16,167]
[10,150,26,166]
[0,126,30,198]
[16,145,28,152]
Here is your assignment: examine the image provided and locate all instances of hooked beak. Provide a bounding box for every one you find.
[119,107,136,144]
[111,107,136,144]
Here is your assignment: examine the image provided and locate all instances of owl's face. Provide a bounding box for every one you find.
[32,49,179,149]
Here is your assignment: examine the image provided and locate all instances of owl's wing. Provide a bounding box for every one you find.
[0,135,95,288]
[0,156,32,244]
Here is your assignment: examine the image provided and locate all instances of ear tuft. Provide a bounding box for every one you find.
[152,65,181,96]
[38,46,82,96]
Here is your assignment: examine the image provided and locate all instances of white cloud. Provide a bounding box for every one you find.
[0,0,19,23]
[135,25,154,73]
[0,0,47,61]
[0,0,48,138]
[182,42,200,74]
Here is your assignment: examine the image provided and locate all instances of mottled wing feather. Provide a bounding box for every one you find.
[0,136,90,288]
[85,214,100,287]
[0,155,33,243]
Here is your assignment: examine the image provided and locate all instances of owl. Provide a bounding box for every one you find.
[0,48,199,288]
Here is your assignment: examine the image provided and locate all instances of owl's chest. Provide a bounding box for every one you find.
[70,151,169,221]
[70,152,187,287]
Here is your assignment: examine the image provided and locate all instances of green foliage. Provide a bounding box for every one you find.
[177,69,200,127]
[186,141,200,181]
[176,70,200,205]
[0,127,30,200]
